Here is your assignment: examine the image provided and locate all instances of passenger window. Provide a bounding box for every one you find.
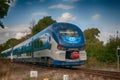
[34,40,36,48]
[39,40,43,47]
[34,39,39,48]
[36,39,39,48]
[29,42,31,46]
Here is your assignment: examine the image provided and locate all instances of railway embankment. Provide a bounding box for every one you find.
[0,59,120,80]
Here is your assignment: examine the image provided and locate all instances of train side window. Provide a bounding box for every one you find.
[34,40,37,48]
[35,40,37,48]
[34,39,38,48]
[39,40,43,47]
[36,39,39,48]
[23,46,26,52]
[29,42,31,46]
[20,47,23,53]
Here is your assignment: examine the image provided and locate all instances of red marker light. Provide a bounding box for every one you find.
[71,52,79,59]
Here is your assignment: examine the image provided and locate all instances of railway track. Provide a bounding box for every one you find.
[21,62,120,80]
[78,68,120,80]
[27,63,120,80]
[3,61,120,80]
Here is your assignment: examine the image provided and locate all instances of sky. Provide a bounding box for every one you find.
[0,0,120,44]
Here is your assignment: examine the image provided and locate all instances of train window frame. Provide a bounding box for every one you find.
[34,40,37,48]
[29,42,31,46]
[39,39,43,47]
[33,39,39,49]
[36,38,39,48]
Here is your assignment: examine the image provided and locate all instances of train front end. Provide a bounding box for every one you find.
[51,23,87,66]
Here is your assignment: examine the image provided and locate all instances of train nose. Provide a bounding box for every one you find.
[71,52,79,59]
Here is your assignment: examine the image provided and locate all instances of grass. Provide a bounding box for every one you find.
[85,57,118,71]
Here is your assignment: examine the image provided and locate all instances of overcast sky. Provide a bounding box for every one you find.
[0,0,120,44]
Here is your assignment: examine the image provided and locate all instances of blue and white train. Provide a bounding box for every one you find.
[1,22,87,66]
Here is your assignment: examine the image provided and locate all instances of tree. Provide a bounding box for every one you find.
[32,16,56,35]
[84,28,104,66]
[3,38,20,51]
[84,28,103,55]
[0,38,20,53]
[104,35,120,64]
[29,19,36,31]
[84,28,120,67]
[0,0,13,28]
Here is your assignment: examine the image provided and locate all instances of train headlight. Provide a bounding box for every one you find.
[57,45,63,50]
[57,45,68,50]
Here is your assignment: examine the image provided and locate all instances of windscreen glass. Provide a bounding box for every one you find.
[59,29,79,37]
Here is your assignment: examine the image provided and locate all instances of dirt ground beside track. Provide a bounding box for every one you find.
[0,59,118,80]
[0,60,90,80]
[0,60,82,80]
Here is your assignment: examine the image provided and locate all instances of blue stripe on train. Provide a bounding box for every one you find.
[53,60,85,66]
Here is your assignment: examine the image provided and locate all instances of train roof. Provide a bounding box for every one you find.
[1,22,85,54]
[49,22,82,31]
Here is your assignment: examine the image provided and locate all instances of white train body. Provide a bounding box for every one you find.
[1,23,87,66]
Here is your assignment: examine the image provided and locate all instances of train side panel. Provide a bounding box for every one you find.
[1,22,87,66]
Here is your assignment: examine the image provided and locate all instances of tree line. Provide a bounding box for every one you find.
[84,28,120,67]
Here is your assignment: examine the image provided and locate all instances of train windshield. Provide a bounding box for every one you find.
[59,29,79,37]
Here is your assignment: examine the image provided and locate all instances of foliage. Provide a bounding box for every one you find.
[0,38,20,53]
[0,44,4,54]
[84,28,100,41]
[84,28,103,57]
[104,36,120,63]
[84,28,120,67]
[32,16,56,35]
[84,28,104,66]
[0,0,13,28]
